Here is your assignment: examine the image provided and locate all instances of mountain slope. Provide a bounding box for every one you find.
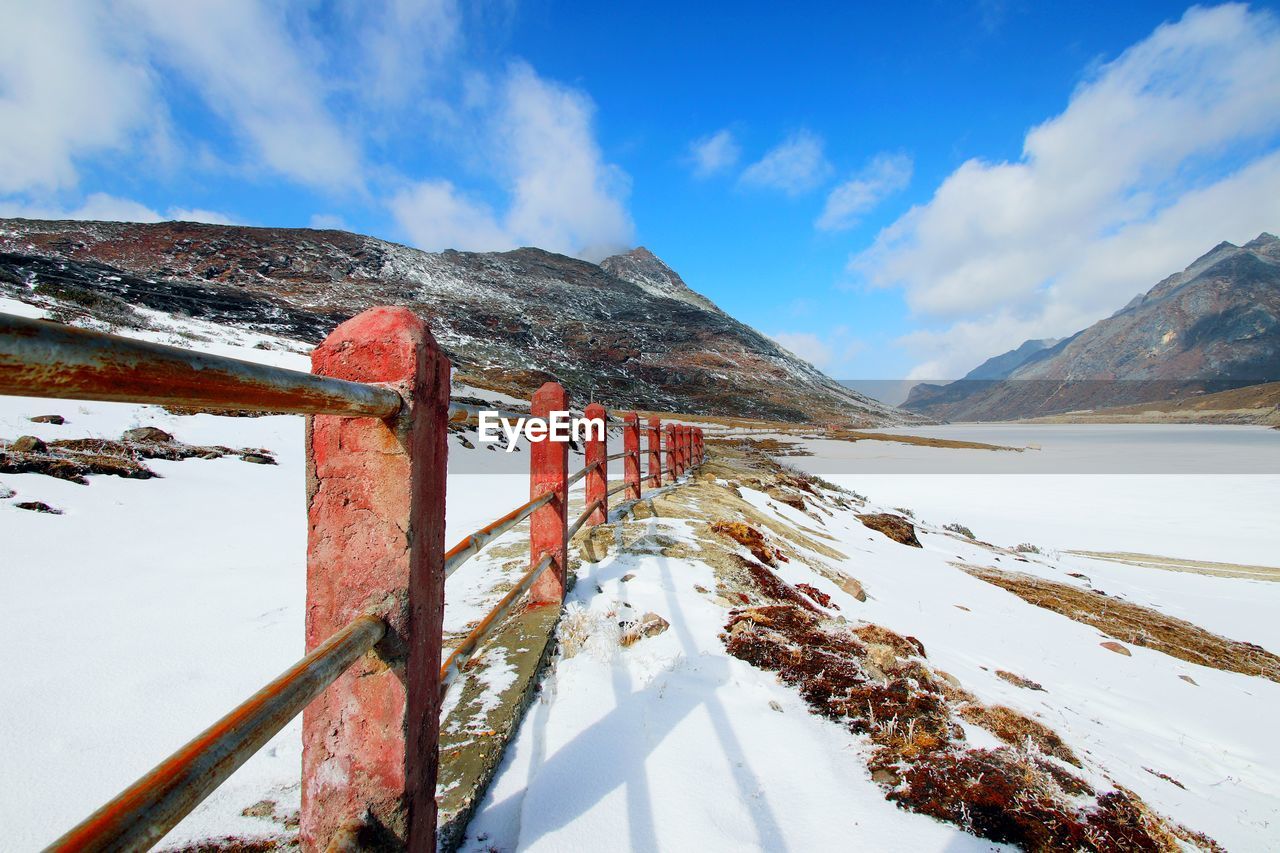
[904,233,1280,421]
[959,337,1061,381]
[0,219,911,425]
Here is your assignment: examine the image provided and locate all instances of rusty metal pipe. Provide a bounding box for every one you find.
[0,313,401,418]
[447,402,528,423]
[44,614,386,853]
[439,554,553,700]
[604,451,632,462]
[566,498,604,540]
[565,459,603,488]
[443,492,555,578]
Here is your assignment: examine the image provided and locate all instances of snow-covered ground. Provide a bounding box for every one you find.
[0,301,638,850]
[4,299,1279,850]
[463,444,1280,851]
[779,424,1280,568]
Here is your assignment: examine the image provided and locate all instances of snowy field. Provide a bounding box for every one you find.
[462,445,1280,851]
[3,300,1279,850]
[0,302,596,849]
[785,425,1280,568]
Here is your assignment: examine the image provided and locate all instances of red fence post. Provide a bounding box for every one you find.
[670,422,680,479]
[623,412,641,500]
[303,307,449,850]
[583,402,607,527]
[677,425,687,476]
[696,427,704,465]
[530,382,569,604]
[647,417,662,487]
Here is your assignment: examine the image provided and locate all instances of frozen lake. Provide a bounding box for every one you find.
[785,424,1280,567]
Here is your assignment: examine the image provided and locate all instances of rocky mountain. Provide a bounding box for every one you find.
[0,218,911,425]
[958,337,1061,381]
[903,233,1280,421]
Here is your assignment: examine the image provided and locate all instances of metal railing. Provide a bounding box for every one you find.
[0,308,706,850]
[46,616,385,851]
[0,312,402,418]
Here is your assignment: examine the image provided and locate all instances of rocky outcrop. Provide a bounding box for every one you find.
[904,234,1280,421]
[0,218,914,425]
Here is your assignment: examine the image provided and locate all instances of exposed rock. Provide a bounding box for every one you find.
[29,415,65,425]
[620,612,670,646]
[11,435,46,453]
[769,700,784,713]
[1100,641,1133,656]
[122,426,173,443]
[240,799,276,819]
[2,434,277,483]
[904,233,1280,421]
[620,573,636,583]
[834,574,867,602]
[1180,675,1199,686]
[858,513,922,547]
[0,220,920,425]
[16,501,61,514]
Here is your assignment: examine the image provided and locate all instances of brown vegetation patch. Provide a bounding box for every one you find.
[995,669,1046,691]
[710,520,788,566]
[962,565,1280,682]
[795,582,837,610]
[957,703,1080,766]
[858,513,922,547]
[718,558,1215,851]
[0,433,275,484]
[826,428,1021,452]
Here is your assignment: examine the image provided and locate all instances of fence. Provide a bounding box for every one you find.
[0,307,705,851]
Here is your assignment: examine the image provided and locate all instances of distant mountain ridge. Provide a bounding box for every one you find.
[903,233,1280,421]
[0,218,914,425]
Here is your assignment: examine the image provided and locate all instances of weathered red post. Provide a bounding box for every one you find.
[583,402,608,527]
[670,422,680,481]
[676,425,687,476]
[303,307,449,850]
[529,382,569,604]
[623,412,641,500]
[647,417,662,487]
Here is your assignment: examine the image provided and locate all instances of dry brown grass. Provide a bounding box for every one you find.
[717,550,1217,851]
[962,565,1280,682]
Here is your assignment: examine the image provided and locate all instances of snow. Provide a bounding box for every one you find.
[461,521,1001,853]
[4,304,1279,850]
[462,432,1280,852]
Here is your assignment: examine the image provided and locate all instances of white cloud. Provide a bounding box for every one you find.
[122,0,364,192]
[309,213,348,231]
[0,193,238,225]
[771,332,833,368]
[167,207,239,225]
[342,0,460,106]
[391,63,634,260]
[0,2,159,194]
[771,327,865,372]
[687,129,741,178]
[855,3,1280,377]
[389,180,510,252]
[740,130,832,195]
[816,153,912,231]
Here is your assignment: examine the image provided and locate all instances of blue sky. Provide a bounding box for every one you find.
[3,1,1279,381]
